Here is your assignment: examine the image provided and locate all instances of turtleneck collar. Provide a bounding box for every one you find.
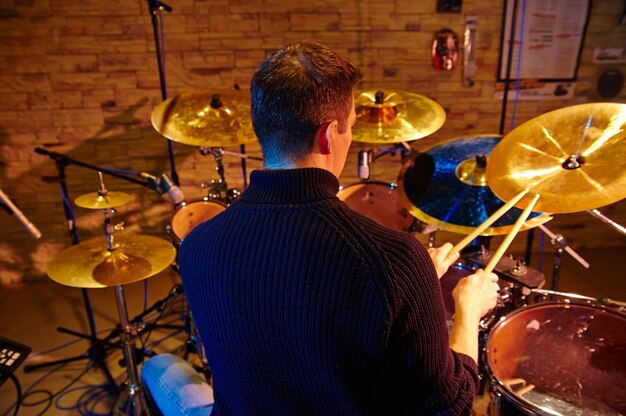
[240,168,340,204]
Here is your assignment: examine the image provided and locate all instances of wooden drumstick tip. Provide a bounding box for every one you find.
[484,193,540,274]
[451,188,530,253]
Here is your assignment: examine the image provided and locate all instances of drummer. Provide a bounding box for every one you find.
[150,41,499,414]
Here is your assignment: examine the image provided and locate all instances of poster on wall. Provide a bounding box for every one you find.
[498,0,591,82]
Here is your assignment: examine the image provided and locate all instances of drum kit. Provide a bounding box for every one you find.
[39,86,626,415]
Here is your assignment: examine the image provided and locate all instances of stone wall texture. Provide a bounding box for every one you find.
[1,0,625,282]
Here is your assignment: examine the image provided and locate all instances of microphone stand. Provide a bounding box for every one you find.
[145,0,179,186]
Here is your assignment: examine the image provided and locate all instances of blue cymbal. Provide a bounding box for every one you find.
[397,135,550,236]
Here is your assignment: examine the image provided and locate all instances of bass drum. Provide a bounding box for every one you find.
[337,181,415,232]
[170,199,226,246]
[485,301,626,415]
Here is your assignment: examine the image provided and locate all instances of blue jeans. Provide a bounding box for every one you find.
[141,354,214,416]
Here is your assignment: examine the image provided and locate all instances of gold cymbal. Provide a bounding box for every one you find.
[46,235,176,288]
[352,89,446,143]
[75,191,133,209]
[151,89,257,147]
[487,103,626,213]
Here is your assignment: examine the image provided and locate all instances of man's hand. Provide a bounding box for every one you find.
[452,269,499,320]
[427,242,460,279]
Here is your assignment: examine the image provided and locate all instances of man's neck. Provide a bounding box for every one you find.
[264,154,340,178]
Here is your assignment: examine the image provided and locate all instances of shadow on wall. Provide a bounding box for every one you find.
[0,98,198,284]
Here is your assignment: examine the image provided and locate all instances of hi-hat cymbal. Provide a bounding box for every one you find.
[352,89,446,143]
[75,191,132,209]
[46,235,176,288]
[397,135,551,236]
[488,103,626,213]
[151,89,257,147]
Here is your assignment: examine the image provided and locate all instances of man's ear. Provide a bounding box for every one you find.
[320,121,337,155]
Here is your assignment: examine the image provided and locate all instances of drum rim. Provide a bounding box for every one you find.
[338,180,397,191]
[483,300,626,414]
[175,198,228,210]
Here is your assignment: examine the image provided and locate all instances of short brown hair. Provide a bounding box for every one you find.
[250,42,362,165]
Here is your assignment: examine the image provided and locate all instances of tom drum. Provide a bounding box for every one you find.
[337,181,415,232]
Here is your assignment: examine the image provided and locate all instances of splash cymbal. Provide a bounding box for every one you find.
[151,89,257,147]
[397,135,551,236]
[352,89,446,143]
[75,191,132,209]
[46,235,176,288]
[487,103,626,213]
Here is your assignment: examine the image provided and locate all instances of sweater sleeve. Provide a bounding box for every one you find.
[385,235,480,415]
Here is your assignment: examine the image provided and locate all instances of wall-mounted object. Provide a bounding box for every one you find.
[437,0,462,13]
[463,16,477,86]
[597,69,624,98]
[432,28,459,71]
[498,0,590,82]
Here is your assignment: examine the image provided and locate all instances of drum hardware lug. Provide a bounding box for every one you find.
[114,221,125,232]
[509,259,527,277]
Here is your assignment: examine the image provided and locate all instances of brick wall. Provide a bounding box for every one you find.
[0,0,625,283]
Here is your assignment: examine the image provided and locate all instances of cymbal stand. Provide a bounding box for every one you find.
[199,147,245,204]
[537,224,589,292]
[91,189,149,415]
[112,284,149,416]
[25,156,118,392]
[587,208,626,237]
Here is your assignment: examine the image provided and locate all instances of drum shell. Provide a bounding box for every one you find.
[170,199,226,245]
[484,301,626,415]
[337,181,415,232]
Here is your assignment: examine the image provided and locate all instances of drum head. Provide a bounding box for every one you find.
[486,302,626,415]
[337,182,415,232]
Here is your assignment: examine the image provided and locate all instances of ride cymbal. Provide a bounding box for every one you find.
[487,103,626,213]
[46,235,176,288]
[151,89,257,147]
[352,89,446,143]
[75,191,132,209]
[397,135,551,236]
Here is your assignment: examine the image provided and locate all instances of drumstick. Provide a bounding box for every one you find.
[451,188,529,253]
[484,193,540,273]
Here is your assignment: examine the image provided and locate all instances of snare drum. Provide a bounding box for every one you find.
[485,302,626,415]
[337,181,415,232]
[170,199,226,245]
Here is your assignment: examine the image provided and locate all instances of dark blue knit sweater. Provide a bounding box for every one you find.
[179,168,478,415]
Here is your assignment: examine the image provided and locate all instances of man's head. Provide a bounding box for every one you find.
[250,42,362,170]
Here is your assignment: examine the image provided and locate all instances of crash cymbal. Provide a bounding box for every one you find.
[397,135,551,236]
[488,102,626,213]
[151,89,257,147]
[75,191,132,209]
[46,235,176,288]
[352,89,446,143]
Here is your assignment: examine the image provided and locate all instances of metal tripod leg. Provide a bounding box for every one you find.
[113,284,149,416]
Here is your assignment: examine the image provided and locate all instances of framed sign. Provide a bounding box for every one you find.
[498,0,591,82]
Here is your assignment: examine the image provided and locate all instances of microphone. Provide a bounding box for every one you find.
[357,150,372,180]
[0,188,42,239]
[139,172,164,195]
[160,174,185,205]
